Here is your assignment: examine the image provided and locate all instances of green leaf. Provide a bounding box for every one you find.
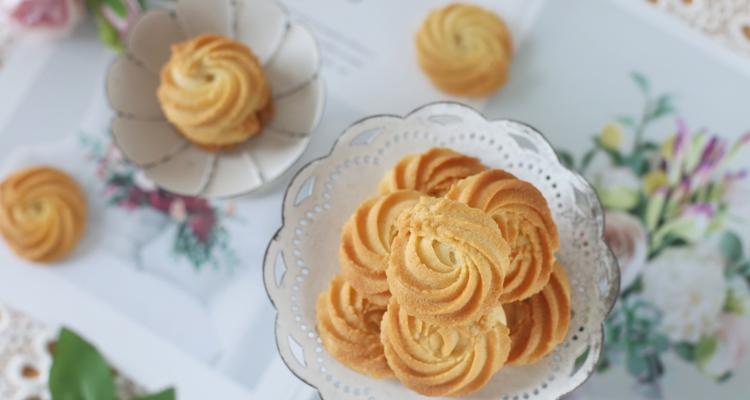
[103,0,127,17]
[84,0,102,11]
[557,150,575,170]
[598,185,640,211]
[616,116,637,128]
[627,152,650,176]
[695,335,718,368]
[626,353,648,376]
[596,355,610,373]
[650,334,670,353]
[648,94,675,121]
[723,287,746,314]
[50,328,116,400]
[94,13,124,52]
[644,190,666,231]
[638,142,660,152]
[717,371,733,383]
[631,71,650,95]
[720,231,744,264]
[728,260,750,277]
[136,388,177,400]
[673,342,695,362]
[595,138,624,165]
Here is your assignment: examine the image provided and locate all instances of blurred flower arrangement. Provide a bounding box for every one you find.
[81,134,239,270]
[0,0,154,51]
[560,73,750,397]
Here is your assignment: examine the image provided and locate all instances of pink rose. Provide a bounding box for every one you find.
[702,314,750,377]
[1,0,84,40]
[188,212,216,243]
[181,197,211,214]
[603,211,648,290]
[149,191,174,213]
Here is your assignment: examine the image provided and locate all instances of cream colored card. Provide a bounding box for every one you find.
[281,0,545,114]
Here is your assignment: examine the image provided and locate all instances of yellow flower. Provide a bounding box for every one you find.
[661,135,675,160]
[643,170,668,194]
[599,123,623,150]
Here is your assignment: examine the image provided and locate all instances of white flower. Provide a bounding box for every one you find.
[594,166,641,210]
[603,211,648,290]
[725,275,750,315]
[702,314,750,377]
[642,247,726,343]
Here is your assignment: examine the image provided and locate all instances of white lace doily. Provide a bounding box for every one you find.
[264,103,620,400]
[648,0,750,54]
[0,304,142,400]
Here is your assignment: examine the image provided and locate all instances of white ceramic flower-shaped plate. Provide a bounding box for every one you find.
[107,0,324,198]
[263,103,620,400]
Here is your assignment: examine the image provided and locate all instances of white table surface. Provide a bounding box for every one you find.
[1,1,750,399]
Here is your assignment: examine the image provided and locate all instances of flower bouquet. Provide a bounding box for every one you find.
[560,73,750,397]
[0,0,155,53]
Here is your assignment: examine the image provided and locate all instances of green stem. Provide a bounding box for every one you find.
[580,147,598,174]
[633,99,651,153]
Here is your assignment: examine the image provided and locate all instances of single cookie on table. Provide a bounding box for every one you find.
[316,275,392,379]
[0,166,86,263]
[378,147,485,197]
[381,301,511,397]
[339,190,421,306]
[387,196,510,326]
[446,169,560,303]
[157,34,273,152]
[415,3,513,97]
[503,261,571,365]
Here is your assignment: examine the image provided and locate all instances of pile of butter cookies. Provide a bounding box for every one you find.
[316,148,571,397]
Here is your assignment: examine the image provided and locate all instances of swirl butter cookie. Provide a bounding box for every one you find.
[504,261,571,365]
[387,196,510,325]
[378,148,485,197]
[157,34,273,151]
[316,275,392,378]
[0,166,86,263]
[339,190,421,306]
[415,3,513,97]
[447,170,560,303]
[381,301,511,397]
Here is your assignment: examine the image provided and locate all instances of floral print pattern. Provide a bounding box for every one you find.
[82,134,238,270]
[561,72,750,393]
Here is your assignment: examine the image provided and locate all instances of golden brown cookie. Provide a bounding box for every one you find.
[381,301,511,397]
[503,261,571,365]
[415,3,513,97]
[0,166,86,263]
[339,190,421,306]
[446,169,560,303]
[387,196,510,325]
[316,275,392,378]
[378,148,485,197]
[157,34,273,152]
